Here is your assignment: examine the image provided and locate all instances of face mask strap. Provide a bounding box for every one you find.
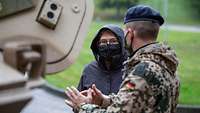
[130,33,133,50]
[125,30,134,57]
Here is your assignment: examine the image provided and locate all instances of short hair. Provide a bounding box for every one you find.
[126,21,160,40]
[99,29,115,37]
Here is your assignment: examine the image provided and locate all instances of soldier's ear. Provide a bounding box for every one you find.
[127,28,132,34]
[128,28,134,41]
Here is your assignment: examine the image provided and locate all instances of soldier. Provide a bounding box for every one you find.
[65,5,180,113]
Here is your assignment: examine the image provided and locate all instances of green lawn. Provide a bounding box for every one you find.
[46,21,200,105]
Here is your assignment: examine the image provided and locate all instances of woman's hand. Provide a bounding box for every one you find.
[65,86,92,109]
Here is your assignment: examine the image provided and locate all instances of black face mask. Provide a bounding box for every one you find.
[97,44,122,70]
[98,44,121,58]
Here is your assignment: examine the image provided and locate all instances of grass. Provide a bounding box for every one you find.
[161,31,200,105]
[46,21,200,105]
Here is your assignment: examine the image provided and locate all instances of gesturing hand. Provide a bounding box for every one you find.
[91,84,110,106]
[65,86,92,109]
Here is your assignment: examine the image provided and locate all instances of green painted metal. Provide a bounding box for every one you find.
[0,0,34,18]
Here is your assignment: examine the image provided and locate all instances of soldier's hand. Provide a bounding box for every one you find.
[65,86,93,108]
[77,87,104,106]
[92,84,110,106]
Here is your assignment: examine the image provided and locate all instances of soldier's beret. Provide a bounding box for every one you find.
[124,5,164,26]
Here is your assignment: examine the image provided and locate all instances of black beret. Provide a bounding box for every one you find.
[124,5,164,26]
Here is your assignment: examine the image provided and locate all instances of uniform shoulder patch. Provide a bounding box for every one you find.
[132,62,149,77]
[131,62,160,86]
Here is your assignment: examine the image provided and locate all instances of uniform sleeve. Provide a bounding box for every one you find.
[79,62,153,113]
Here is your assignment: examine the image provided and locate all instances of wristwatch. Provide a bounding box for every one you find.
[80,103,99,111]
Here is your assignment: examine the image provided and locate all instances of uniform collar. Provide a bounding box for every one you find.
[130,42,158,58]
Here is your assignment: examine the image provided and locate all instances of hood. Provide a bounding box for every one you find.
[90,24,127,70]
[127,42,179,74]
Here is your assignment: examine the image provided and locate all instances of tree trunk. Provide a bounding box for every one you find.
[115,1,120,19]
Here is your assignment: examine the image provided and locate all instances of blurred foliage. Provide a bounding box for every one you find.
[98,0,138,9]
[94,0,200,25]
[187,0,200,19]
[97,0,138,17]
[95,0,138,20]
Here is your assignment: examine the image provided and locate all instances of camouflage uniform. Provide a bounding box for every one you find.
[79,42,180,113]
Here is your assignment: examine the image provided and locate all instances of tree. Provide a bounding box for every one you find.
[188,0,200,19]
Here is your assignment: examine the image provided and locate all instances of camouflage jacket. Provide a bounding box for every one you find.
[79,42,180,113]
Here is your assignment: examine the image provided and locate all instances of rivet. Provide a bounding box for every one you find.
[72,4,80,13]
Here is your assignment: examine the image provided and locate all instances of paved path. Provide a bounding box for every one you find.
[161,24,200,33]
[21,88,73,113]
[98,21,200,33]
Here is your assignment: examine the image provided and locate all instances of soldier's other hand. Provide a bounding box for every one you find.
[92,84,110,106]
[65,86,93,108]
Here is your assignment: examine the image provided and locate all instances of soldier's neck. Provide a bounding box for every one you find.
[133,38,156,51]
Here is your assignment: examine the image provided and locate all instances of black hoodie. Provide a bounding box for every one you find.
[77,24,127,95]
